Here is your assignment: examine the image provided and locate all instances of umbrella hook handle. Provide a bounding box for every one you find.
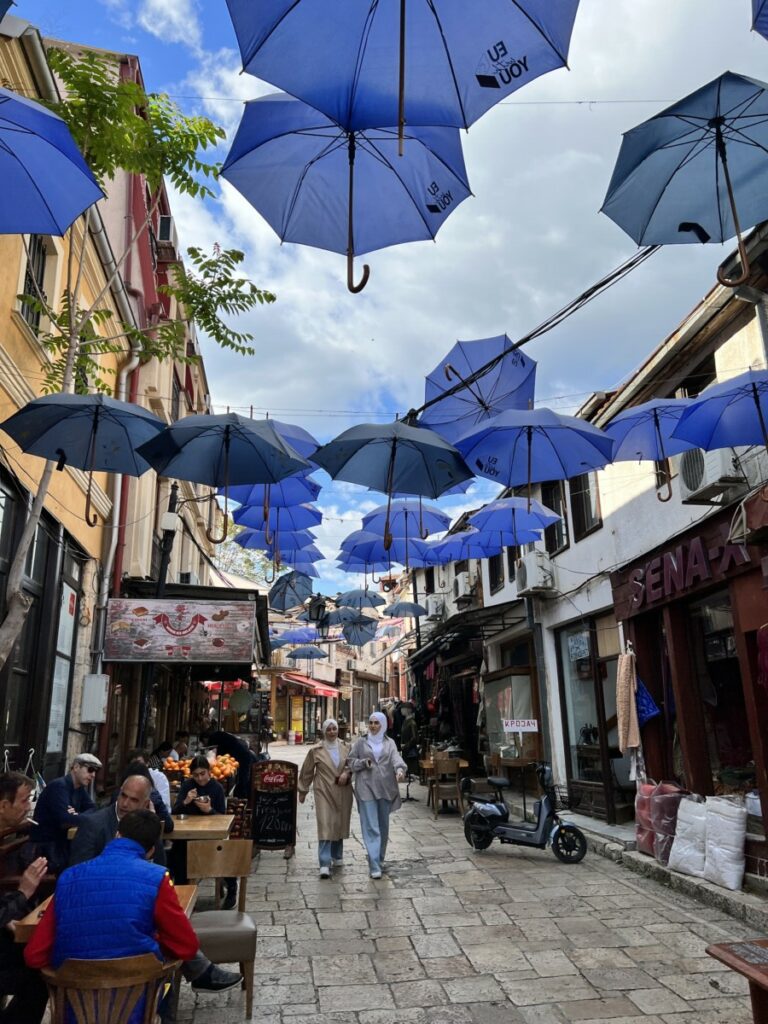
[84,472,98,528]
[714,124,751,288]
[656,474,673,503]
[346,132,371,293]
[83,410,99,527]
[206,432,230,544]
[263,484,273,545]
[347,251,370,293]
[654,412,673,502]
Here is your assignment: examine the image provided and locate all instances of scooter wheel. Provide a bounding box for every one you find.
[464,820,493,851]
[552,824,587,863]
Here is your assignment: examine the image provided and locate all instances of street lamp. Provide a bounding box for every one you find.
[305,594,330,639]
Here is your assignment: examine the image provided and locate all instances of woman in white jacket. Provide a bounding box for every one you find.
[347,711,407,879]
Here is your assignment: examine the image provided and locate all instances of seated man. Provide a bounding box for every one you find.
[0,772,49,1024]
[30,753,100,874]
[67,777,241,996]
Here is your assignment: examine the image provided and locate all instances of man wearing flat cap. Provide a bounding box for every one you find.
[30,753,100,874]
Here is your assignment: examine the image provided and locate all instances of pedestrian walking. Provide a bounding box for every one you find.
[298,719,352,879]
[347,711,407,879]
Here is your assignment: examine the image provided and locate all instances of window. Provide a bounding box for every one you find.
[423,567,435,595]
[506,545,520,582]
[675,353,716,399]
[171,373,182,422]
[488,553,504,592]
[541,481,569,555]
[20,235,48,332]
[569,473,602,541]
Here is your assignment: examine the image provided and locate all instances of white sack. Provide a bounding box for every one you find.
[703,796,747,892]
[667,797,706,877]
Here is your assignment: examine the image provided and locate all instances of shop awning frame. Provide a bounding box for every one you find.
[280,672,340,698]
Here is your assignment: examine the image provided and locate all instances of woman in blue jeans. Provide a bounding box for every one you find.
[347,712,407,879]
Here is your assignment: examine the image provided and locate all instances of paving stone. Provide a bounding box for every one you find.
[501,976,600,1006]
[524,949,579,977]
[443,974,507,1003]
[582,967,660,990]
[391,980,446,1007]
[656,971,749,999]
[464,943,529,973]
[372,951,426,983]
[411,931,461,958]
[627,988,690,1013]
[555,998,640,1020]
[310,954,376,986]
[318,985,395,1012]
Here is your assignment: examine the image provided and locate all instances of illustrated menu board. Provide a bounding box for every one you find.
[251,760,297,850]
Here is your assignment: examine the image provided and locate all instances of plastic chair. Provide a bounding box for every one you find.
[41,953,180,1024]
[186,838,257,1018]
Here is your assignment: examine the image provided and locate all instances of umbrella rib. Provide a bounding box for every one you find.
[425,0,469,127]
[345,1,379,128]
[280,133,347,239]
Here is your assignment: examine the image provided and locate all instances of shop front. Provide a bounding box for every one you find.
[610,510,768,872]
[275,672,340,743]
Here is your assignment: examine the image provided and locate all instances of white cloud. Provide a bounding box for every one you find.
[100,0,203,53]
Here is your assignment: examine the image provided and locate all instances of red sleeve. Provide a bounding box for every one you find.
[23,899,57,969]
[154,876,199,962]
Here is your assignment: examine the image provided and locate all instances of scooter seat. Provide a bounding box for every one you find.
[486,776,511,790]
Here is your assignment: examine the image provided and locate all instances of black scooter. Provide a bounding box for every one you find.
[461,762,587,863]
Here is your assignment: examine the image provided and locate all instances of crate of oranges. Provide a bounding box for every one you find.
[161,754,239,782]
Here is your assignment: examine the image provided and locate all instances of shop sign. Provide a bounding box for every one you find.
[503,719,538,732]
[104,598,255,662]
[623,525,751,616]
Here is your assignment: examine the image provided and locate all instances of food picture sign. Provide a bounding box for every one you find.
[104,599,256,662]
[251,759,298,850]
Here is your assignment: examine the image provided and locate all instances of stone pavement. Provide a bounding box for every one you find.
[184,744,757,1024]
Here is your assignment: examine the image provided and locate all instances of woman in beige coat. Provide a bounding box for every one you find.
[298,719,353,878]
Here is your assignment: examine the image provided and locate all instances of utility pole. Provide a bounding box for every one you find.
[136,482,179,748]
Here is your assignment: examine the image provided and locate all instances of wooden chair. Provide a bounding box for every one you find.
[41,953,180,1024]
[186,838,257,1018]
[428,753,460,819]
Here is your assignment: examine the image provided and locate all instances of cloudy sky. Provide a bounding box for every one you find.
[18,0,768,592]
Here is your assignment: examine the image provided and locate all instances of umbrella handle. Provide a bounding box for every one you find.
[206,484,229,544]
[84,471,98,528]
[714,123,751,288]
[347,252,370,293]
[716,241,751,288]
[656,475,673,503]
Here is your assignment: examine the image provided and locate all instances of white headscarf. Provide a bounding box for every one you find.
[322,718,341,767]
[367,711,388,761]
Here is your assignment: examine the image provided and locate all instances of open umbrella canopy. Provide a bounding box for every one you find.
[0,87,103,235]
[468,496,560,535]
[225,0,580,133]
[235,528,316,552]
[268,570,313,611]
[313,419,473,499]
[225,474,322,507]
[340,533,436,568]
[137,412,310,487]
[233,503,322,532]
[383,600,427,618]
[427,527,519,563]
[671,369,768,451]
[340,530,387,552]
[456,408,614,488]
[286,645,329,660]
[326,607,376,626]
[755,0,768,39]
[268,419,320,459]
[336,557,393,574]
[342,620,378,646]
[335,589,386,610]
[362,500,450,538]
[278,627,318,643]
[419,335,537,444]
[604,398,696,461]
[221,93,471,292]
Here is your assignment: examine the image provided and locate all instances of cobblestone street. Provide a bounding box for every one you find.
[180,745,757,1024]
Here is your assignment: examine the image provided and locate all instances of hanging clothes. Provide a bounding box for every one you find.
[616,651,641,754]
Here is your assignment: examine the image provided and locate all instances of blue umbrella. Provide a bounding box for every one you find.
[0,87,103,234]
[604,398,696,501]
[427,527,524,563]
[601,71,768,287]
[0,393,164,526]
[335,589,386,609]
[286,645,328,660]
[469,496,560,535]
[221,93,471,292]
[341,533,436,568]
[753,1,768,40]
[377,623,402,639]
[362,500,450,539]
[342,620,378,647]
[419,335,537,444]
[225,474,322,508]
[671,369,768,453]
[340,530,387,552]
[336,557,393,575]
[383,600,427,618]
[235,527,316,552]
[233,503,322,532]
[456,408,614,503]
[268,419,319,460]
[268,570,313,611]
[225,0,580,145]
[278,627,318,643]
[326,607,376,626]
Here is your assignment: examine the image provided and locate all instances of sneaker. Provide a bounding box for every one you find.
[319,865,331,879]
[331,858,344,867]
[191,965,242,994]
[369,870,382,879]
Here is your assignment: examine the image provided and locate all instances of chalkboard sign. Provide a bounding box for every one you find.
[251,759,297,850]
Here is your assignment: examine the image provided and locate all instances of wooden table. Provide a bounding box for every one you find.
[707,938,768,1023]
[170,814,234,841]
[15,884,198,945]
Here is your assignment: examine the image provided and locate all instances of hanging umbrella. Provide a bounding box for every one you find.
[268,419,320,459]
[136,412,310,543]
[336,556,393,575]
[268,569,313,611]
[235,528,316,551]
[377,623,402,639]
[671,369,768,453]
[326,607,376,626]
[221,93,471,292]
[342,620,378,647]
[419,335,537,444]
[336,589,386,609]
[0,393,164,526]
[362,499,450,540]
[225,473,322,507]
[314,418,473,546]
[233,503,322,532]
[426,527,527,564]
[469,496,560,535]
[601,71,768,286]
[225,0,580,149]
[0,87,103,234]
[340,533,436,568]
[753,1,768,40]
[603,398,696,501]
[278,627,318,643]
[383,600,427,618]
[286,645,329,660]
[456,408,614,506]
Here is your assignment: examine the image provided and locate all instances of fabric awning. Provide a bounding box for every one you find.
[280,672,339,698]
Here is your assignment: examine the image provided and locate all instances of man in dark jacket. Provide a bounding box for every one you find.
[30,753,100,873]
[0,772,49,1023]
[199,729,255,798]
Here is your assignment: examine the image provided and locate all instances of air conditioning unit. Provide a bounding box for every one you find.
[178,571,199,585]
[157,214,179,250]
[453,571,471,600]
[679,448,744,504]
[425,595,445,620]
[516,550,555,596]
